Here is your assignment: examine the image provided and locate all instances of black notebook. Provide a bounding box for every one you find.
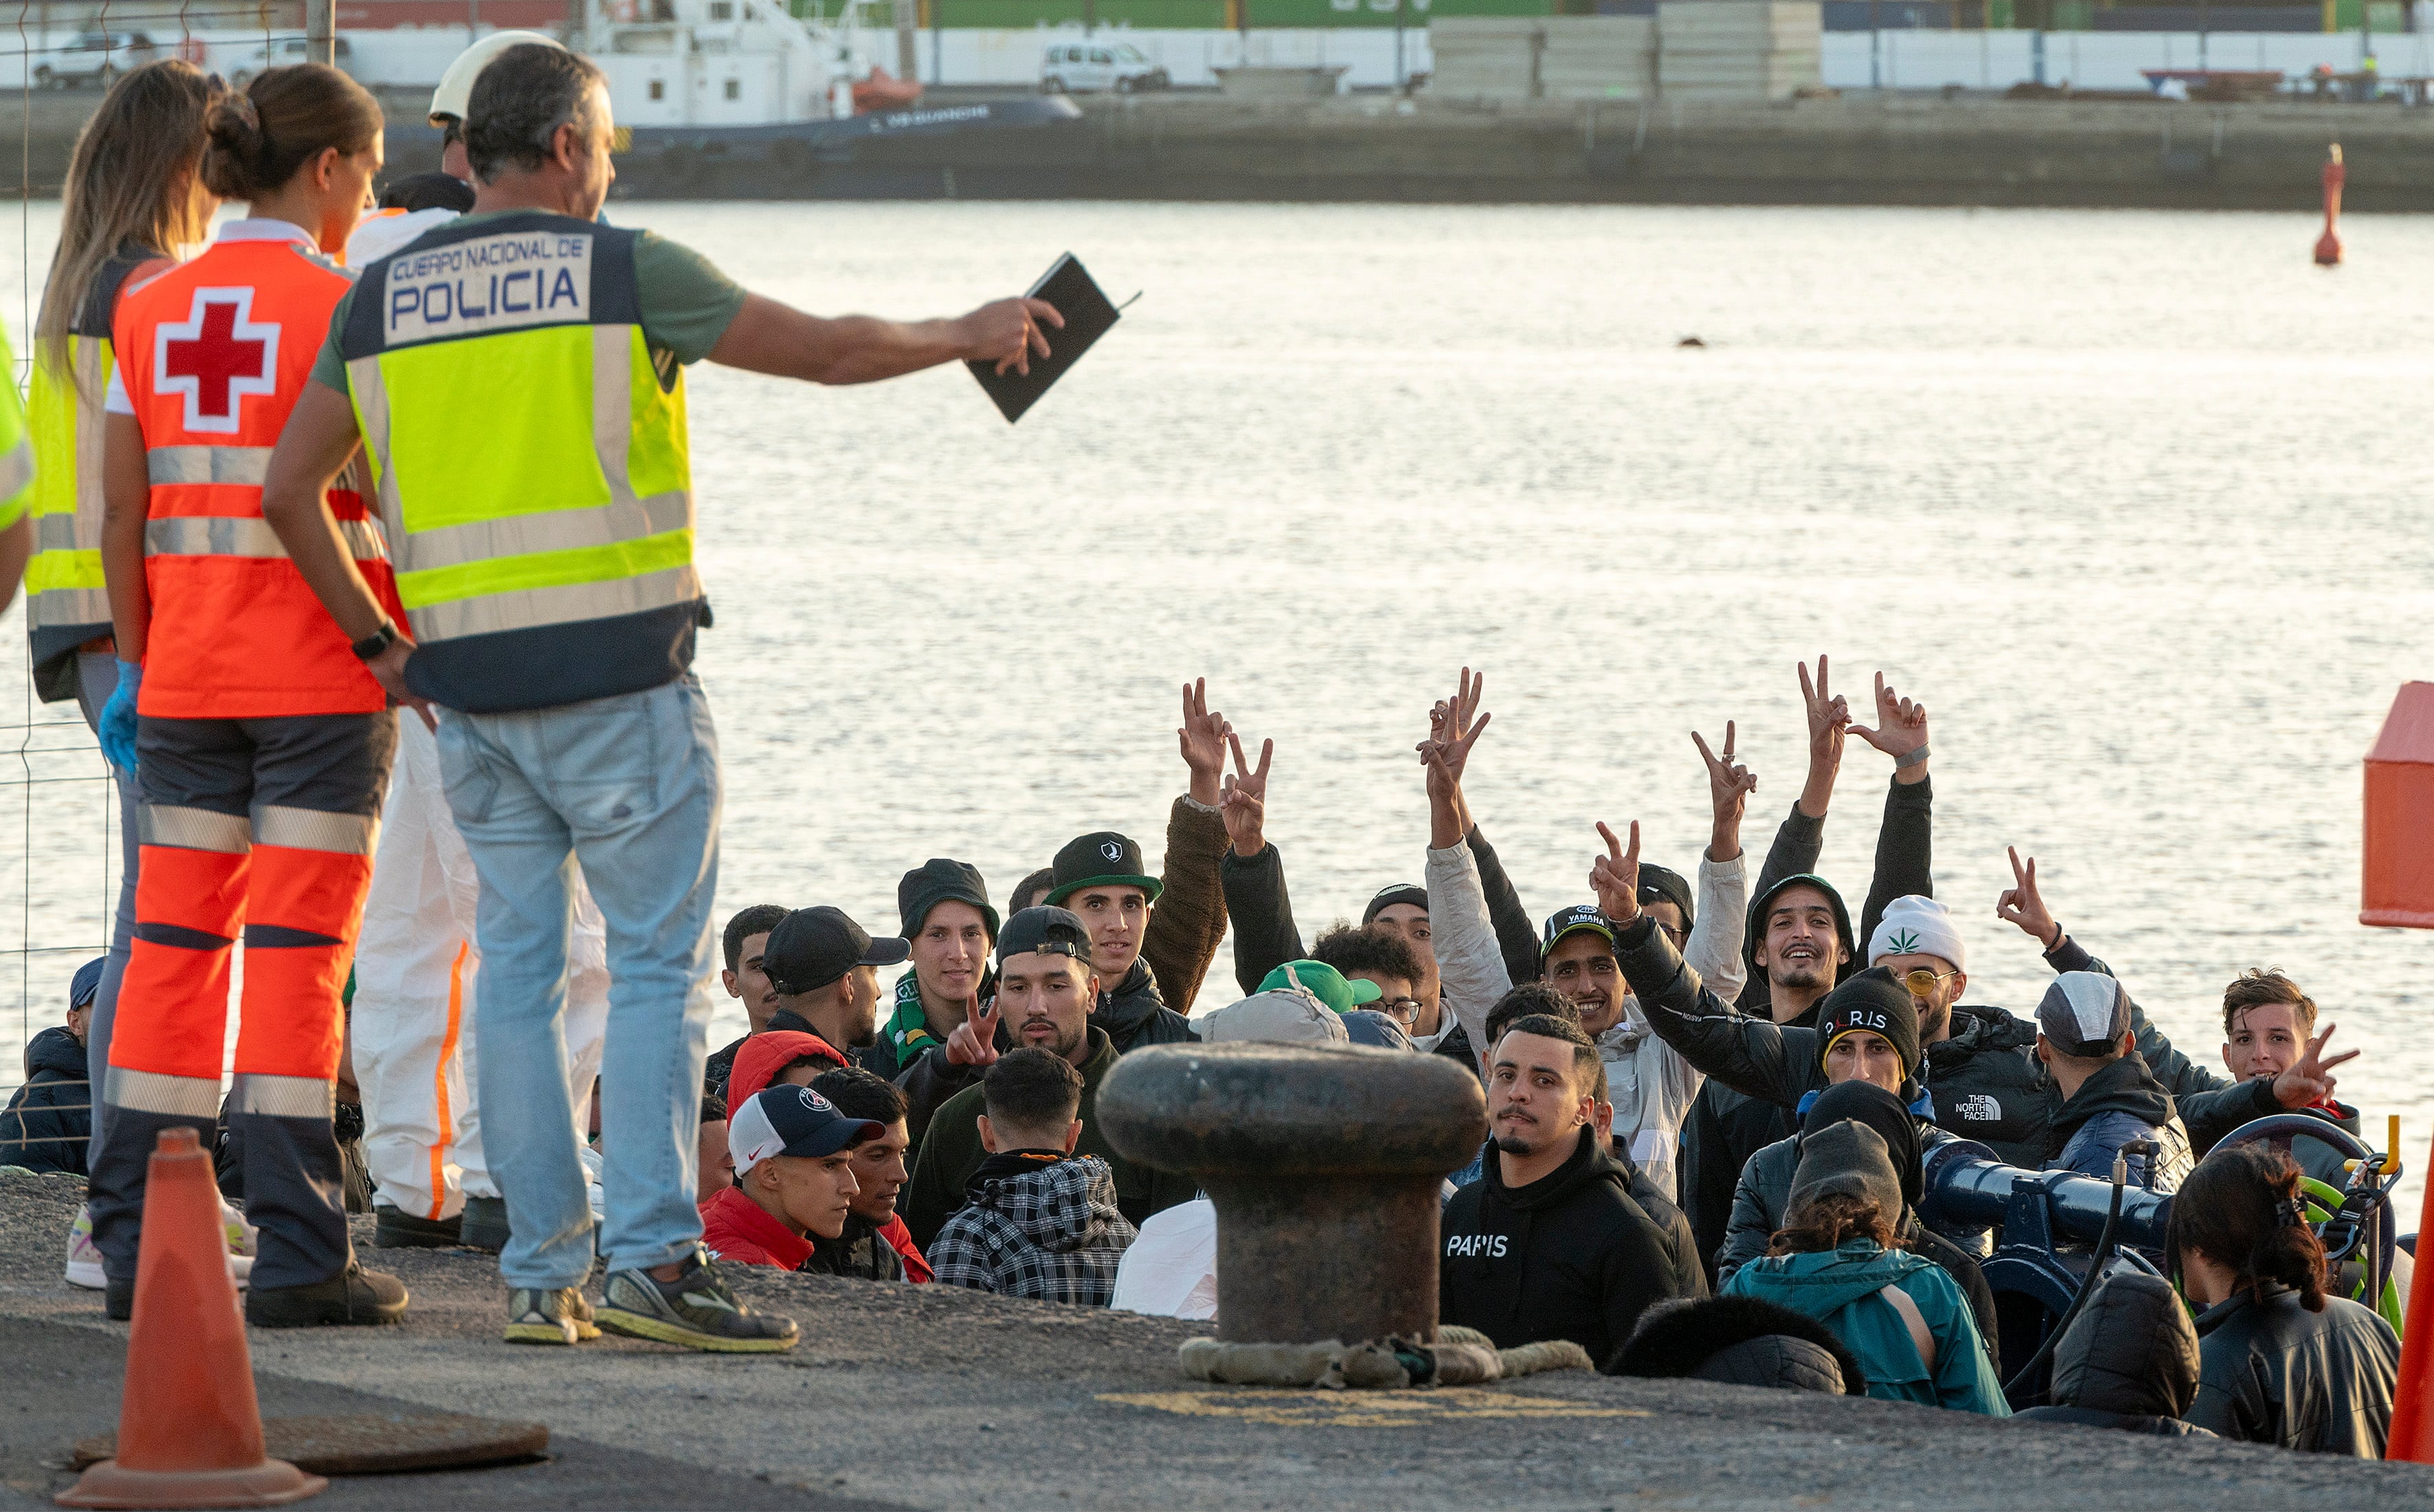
[969,253,1119,424]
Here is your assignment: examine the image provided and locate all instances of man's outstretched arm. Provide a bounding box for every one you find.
[708,292,1059,385]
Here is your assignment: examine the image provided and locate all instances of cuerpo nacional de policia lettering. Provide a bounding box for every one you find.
[383,230,594,339]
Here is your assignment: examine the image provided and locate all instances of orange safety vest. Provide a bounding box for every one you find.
[113,227,401,720]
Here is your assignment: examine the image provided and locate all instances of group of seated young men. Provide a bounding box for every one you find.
[683,664,2369,1403]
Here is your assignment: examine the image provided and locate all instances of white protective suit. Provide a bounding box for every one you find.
[349,715,610,1220]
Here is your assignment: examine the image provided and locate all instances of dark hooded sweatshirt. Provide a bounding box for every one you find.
[1439,1125,1693,1366]
[2016,1272,2216,1437]
[1094,958,1196,1055]
[2,1026,90,1175]
[2044,1052,2192,1189]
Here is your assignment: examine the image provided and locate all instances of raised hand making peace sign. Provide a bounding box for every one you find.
[1220,732,1274,860]
[1693,719,1757,862]
[1590,820,1643,926]
[944,991,1002,1069]
[1850,670,1930,782]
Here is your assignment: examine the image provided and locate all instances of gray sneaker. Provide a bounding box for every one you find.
[504,1286,600,1346]
[594,1250,798,1353]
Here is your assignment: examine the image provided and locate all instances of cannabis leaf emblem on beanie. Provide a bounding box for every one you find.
[1890,929,1919,954]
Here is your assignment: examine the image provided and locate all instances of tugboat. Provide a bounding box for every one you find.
[580,0,1085,197]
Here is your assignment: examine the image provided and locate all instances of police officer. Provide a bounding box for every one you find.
[262,43,1057,1353]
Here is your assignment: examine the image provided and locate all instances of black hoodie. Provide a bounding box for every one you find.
[2046,1052,2192,1190]
[1440,1125,1693,1366]
[1,1026,90,1175]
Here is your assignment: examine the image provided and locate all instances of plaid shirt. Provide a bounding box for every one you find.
[928,1154,1137,1305]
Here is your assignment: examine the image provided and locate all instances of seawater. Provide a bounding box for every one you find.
[1,200,2428,1212]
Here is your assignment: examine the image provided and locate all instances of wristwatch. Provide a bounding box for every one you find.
[351,620,401,662]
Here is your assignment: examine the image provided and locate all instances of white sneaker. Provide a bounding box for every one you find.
[65,1199,258,1291]
[63,1204,102,1289]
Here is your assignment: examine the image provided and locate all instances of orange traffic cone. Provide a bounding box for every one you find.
[56,1129,325,1508]
[2386,1129,2434,1463]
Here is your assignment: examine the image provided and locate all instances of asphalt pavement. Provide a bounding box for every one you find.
[3,1169,2431,1510]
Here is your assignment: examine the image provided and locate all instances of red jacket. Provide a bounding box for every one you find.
[717,1028,931,1282]
[700,1185,811,1270]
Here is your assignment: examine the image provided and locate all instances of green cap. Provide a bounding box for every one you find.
[1256,960,1382,1015]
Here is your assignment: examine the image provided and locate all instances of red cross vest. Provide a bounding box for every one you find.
[113,228,402,719]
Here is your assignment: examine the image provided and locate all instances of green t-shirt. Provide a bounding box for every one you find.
[309,213,747,393]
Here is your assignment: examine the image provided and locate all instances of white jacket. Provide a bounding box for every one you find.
[1425,840,1746,1203]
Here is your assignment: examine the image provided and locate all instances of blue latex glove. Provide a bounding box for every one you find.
[98,659,141,774]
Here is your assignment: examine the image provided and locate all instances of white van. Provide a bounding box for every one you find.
[1039,39,1170,94]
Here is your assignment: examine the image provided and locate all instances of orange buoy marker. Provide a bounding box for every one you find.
[2362,681,2434,927]
[56,1129,325,1509]
[2315,143,2345,267]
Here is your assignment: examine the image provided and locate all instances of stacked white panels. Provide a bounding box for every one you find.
[1538,16,1656,100]
[1428,16,1543,100]
[1657,0,1821,101]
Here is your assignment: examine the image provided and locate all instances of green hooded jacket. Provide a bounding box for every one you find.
[1722,1238,2010,1415]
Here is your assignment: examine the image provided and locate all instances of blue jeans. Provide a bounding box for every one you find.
[74,651,141,1168]
[433,675,721,1289]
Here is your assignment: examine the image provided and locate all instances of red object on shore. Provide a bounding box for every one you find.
[2316,144,2345,267]
[54,1130,325,1509]
[2385,1138,2434,1463]
[2363,681,2434,928]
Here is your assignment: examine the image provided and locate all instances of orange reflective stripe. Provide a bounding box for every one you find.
[430,940,469,1221]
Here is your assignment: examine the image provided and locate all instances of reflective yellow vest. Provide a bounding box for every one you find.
[339,212,701,714]
[18,256,134,701]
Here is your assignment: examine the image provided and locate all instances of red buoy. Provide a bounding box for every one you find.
[2316,144,2345,267]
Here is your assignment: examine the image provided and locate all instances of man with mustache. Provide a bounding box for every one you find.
[896,908,1194,1249]
[1439,1013,1692,1365]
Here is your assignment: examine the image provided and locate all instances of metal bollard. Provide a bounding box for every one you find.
[1097,1042,1487,1346]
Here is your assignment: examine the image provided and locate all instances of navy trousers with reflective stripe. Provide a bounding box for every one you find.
[89,710,396,1291]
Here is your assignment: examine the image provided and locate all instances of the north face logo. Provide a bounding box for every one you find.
[1953,1094,2001,1122]
[1888,929,1921,954]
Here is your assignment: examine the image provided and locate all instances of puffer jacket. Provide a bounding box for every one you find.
[1439,1126,1695,1366]
[2046,1052,2193,1191]
[1723,1237,2009,1414]
[925,1151,1137,1304]
[2015,1271,2215,1437]
[1605,1294,1866,1395]
[1094,958,1196,1056]
[2188,1283,2398,1455]
[1136,793,1230,1017]
[1,1026,90,1175]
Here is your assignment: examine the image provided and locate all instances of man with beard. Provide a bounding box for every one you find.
[897,908,1195,1249]
[758,908,911,1073]
[1439,1014,1691,1365]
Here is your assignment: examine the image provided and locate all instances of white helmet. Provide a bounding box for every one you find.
[429,30,567,126]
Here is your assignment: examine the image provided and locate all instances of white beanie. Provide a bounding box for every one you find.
[1868,895,1965,973]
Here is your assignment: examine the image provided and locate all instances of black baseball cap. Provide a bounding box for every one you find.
[995,906,1093,968]
[762,906,909,996]
[1044,831,1162,907]
[1363,883,1429,924]
[1540,903,1618,961]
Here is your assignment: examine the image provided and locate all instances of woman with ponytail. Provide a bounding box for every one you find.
[2170,1144,2398,1454]
[88,63,411,1329]
[26,58,218,1274]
